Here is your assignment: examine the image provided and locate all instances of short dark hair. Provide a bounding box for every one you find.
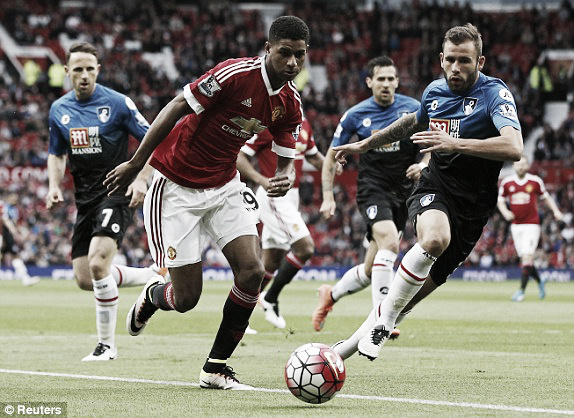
[66,42,98,63]
[443,23,483,58]
[367,56,395,78]
[269,16,310,45]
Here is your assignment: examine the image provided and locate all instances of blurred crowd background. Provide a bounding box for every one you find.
[1,0,573,271]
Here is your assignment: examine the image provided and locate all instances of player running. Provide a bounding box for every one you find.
[47,42,165,361]
[312,56,427,336]
[332,23,523,361]
[104,16,310,389]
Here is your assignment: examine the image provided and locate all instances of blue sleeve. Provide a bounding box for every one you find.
[122,96,150,142]
[330,110,355,147]
[487,81,521,132]
[48,106,67,156]
[415,86,430,126]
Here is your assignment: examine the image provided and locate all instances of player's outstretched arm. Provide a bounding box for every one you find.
[412,124,523,161]
[334,112,421,164]
[104,93,191,195]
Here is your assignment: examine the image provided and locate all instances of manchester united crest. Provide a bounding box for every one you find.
[272,106,285,122]
[167,246,177,260]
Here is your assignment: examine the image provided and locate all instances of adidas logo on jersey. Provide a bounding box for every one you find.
[241,98,252,107]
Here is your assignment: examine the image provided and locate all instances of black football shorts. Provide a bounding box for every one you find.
[407,177,488,286]
[71,196,133,259]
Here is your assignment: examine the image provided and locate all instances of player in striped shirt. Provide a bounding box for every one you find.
[497,155,563,302]
[105,16,310,389]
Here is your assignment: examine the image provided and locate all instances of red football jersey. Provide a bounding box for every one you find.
[498,173,547,224]
[241,118,317,188]
[150,56,302,188]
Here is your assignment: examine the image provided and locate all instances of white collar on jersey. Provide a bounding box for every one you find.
[512,173,534,186]
[260,55,285,97]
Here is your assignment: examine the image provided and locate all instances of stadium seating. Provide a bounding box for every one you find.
[1,0,573,269]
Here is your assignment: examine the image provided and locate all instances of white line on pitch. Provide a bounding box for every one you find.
[1,369,573,416]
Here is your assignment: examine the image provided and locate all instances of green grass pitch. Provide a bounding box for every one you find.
[1,278,573,417]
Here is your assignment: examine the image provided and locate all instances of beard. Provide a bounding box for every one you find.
[445,68,479,94]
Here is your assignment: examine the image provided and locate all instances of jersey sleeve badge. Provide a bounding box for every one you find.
[498,88,515,103]
[198,75,222,98]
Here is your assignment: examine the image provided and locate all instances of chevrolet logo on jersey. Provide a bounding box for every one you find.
[230,116,267,135]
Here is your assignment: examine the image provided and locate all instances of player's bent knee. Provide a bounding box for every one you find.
[420,236,449,256]
[75,276,93,291]
[173,294,200,313]
[237,264,265,289]
[88,260,109,280]
[293,237,315,262]
[296,245,315,262]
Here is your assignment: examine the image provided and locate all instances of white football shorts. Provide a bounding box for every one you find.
[510,223,541,257]
[144,171,260,267]
[256,186,310,251]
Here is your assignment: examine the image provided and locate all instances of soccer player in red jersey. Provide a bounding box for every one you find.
[237,117,325,329]
[497,155,563,301]
[104,16,309,389]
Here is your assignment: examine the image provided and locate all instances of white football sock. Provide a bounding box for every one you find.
[331,264,370,302]
[375,243,436,330]
[111,264,157,288]
[333,307,379,360]
[12,258,30,279]
[92,275,119,348]
[370,250,397,307]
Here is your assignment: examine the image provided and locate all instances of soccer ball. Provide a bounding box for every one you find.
[284,342,346,404]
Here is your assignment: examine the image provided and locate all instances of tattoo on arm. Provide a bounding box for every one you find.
[368,113,424,149]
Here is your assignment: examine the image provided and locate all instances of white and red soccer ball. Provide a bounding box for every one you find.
[284,342,346,404]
